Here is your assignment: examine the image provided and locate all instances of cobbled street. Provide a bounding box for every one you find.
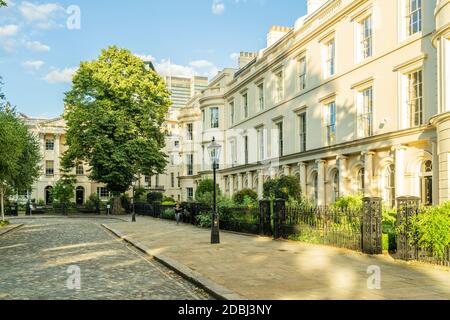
[0,218,211,300]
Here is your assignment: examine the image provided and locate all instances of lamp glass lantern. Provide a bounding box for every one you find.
[208,138,221,166]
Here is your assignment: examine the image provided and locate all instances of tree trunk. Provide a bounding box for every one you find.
[112,195,124,215]
[0,187,5,222]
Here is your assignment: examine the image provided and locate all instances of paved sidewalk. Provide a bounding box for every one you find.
[105,217,450,300]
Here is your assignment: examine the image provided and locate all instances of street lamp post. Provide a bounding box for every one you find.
[208,137,222,244]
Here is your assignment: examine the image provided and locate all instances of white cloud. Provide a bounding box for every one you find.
[23,60,45,70]
[212,0,225,15]
[19,1,63,23]
[0,24,20,37]
[42,67,77,83]
[24,40,50,52]
[0,38,16,52]
[153,59,219,79]
[134,54,156,62]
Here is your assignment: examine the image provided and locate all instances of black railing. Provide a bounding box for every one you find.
[282,205,362,251]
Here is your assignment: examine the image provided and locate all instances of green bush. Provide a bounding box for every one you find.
[410,203,450,258]
[134,188,147,201]
[0,220,10,227]
[233,189,258,206]
[263,176,301,201]
[86,194,101,212]
[163,196,176,203]
[332,194,363,211]
[162,208,175,220]
[147,192,163,203]
[37,199,45,206]
[196,212,211,228]
[195,179,221,201]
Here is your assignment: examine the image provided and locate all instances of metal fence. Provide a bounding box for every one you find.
[220,207,261,235]
[281,205,363,251]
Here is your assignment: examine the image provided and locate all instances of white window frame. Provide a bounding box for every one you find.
[322,38,336,79]
[323,101,337,146]
[257,82,265,111]
[357,86,374,139]
[242,92,249,119]
[406,0,422,37]
[210,107,219,129]
[257,127,265,162]
[298,55,307,91]
[356,14,373,63]
[274,70,284,103]
[299,112,307,153]
[229,100,235,126]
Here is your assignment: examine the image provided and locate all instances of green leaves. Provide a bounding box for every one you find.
[63,46,171,194]
[0,1,7,7]
[0,105,41,220]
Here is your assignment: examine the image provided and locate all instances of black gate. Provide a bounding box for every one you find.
[396,196,420,261]
[361,197,382,254]
[259,200,272,236]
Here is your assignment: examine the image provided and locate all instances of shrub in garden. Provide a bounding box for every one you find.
[196,212,211,228]
[86,194,101,212]
[162,208,175,220]
[332,194,363,211]
[134,187,147,202]
[147,192,163,204]
[409,203,450,259]
[0,220,10,227]
[233,189,257,206]
[263,176,301,200]
[195,179,221,201]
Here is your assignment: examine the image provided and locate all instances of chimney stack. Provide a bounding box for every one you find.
[266,26,291,48]
[238,52,257,69]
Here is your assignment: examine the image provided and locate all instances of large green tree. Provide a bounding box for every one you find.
[0,81,41,220]
[62,46,171,213]
[0,1,7,7]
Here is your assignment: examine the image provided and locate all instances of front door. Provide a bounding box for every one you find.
[76,187,84,206]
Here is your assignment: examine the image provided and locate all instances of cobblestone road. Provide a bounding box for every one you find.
[0,218,211,300]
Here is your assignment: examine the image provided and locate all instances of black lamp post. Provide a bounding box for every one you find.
[208,137,222,244]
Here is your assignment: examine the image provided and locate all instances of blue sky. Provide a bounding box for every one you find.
[0,0,307,118]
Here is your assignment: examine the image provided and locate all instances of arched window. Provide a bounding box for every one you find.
[421,160,433,206]
[332,170,340,203]
[384,165,396,208]
[357,168,365,195]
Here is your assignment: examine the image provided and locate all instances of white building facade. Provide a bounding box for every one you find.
[177,0,450,207]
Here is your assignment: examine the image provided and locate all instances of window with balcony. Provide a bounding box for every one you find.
[358,15,373,61]
[324,102,336,146]
[406,70,423,127]
[45,160,54,176]
[186,154,193,176]
[277,121,284,157]
[257,83,265,111]
[324,38,336,78]
[275,71,284,103]
[298,56,307,91]
[187,123,193,141]
[242,93,248,118]
[257,128,265,161]
[230,100,235,125]
[210,107,219,129]
[299,112,307,152]
[357,87,374,138]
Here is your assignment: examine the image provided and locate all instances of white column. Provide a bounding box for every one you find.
[237,173,243,191]
[283,165,291,177]
[362,151,375,197]
[247,172,254,190]
[54,134,61,177]
[316,160,326,207]
[432,140,440,205]
[337,155,348,197]
[393,145,407,198]
[229,175,235,196]
[257,170,264,199]
[299,162,307,196]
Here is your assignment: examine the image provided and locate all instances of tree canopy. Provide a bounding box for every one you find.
[0,82,41,220]
[62,46,172,199]
[263,176,301,201]
[0,1,7,7]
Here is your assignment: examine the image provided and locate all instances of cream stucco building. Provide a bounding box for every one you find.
[177,0,450,207]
